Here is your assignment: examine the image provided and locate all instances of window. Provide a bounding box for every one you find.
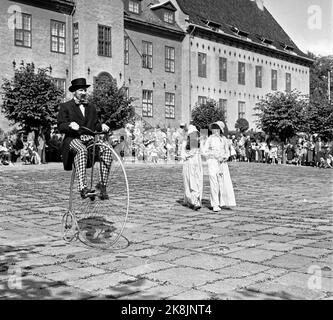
[165,46,175,73]
[165,92,175,119]
[238,62,245,85]
[271,69,277,90]
[238,101,245,119]
[73,22,79,54]
[129,0,140,14]
[98,25,112,57]
[286,73,291,92]
[124,37,129,65]
[164,11,174,24]
[53,78,66,96]
[198,96,207,105]
[14,12,31,48]
[142,90,153,117]
[142,41,153,69]
[219,57,227,81]
[219,99,227,120]
[255,66,262,88]
[198,53,207,78]
[51,20,66,53]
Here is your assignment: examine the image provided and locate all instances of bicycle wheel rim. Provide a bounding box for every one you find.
[69,142,129,249]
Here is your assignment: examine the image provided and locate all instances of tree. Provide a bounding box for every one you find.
[1,62,63,136]
[235,118,249,133]
[302,95,333,140]
[191,99,227,132]
[88,77,135,130]
[308,52,333,100]
[254,90,308,163]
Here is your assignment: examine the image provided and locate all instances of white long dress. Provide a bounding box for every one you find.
[203,134,236,208]
[181,138,203,207]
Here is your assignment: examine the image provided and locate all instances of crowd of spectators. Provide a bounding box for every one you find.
[1,123,332,169]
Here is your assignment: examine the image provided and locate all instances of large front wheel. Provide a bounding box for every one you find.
[69,143,129,249]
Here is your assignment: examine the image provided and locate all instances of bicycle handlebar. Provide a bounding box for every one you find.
[80,126,109,136]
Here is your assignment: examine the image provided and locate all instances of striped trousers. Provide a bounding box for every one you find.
[69,138,113,191]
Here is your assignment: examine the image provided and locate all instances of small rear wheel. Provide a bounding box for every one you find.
[61,211,79,242]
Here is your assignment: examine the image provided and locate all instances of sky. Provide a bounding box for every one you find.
[263,0,333,56]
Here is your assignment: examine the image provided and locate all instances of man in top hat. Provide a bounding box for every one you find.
[57,78,112,199]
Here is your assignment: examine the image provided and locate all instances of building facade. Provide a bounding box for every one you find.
[0,0,312,131]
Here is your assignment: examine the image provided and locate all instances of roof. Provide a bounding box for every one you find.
[9,0,75,14]
[124,0,184,35]
[176,0,309,59]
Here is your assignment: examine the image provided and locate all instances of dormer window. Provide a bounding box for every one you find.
[150,1,177,25]
[129,0,140,14]
[164,11,174,24]
[230,26,250,40]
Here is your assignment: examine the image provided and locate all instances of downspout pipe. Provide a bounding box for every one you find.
[188,25,196,122]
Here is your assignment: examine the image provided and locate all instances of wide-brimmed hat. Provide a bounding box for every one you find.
[187,124,198,135]
[209,121,225,133]
[69,78,91,92]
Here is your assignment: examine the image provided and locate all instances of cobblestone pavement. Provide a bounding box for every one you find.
[0,161,332,300]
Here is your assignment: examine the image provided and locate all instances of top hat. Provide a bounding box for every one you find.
[69,78,91,92]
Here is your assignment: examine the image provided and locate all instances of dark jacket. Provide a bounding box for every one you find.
[57,99,102,170]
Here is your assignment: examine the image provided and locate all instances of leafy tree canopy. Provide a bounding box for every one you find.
[191,99,227,132]
[235,118,249,133]
[88,77,135,131]
[254,90,308,143]
[1,62,63,133]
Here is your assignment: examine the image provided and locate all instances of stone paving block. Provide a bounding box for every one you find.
[253,234,295,243]
[119,284,186,300]
[85,254,118,266]
[217,262,270,277]
[69,272,137,292]
[150,249,193,262]
[173,253,239,271]
[264,254,316,270]
[145,267,221,288]
[168,239,217,250]
[195,243,244,256]
[122,261,175,277]
[44,266,106,283]
[126,248,168,258]
[230,223,272,232]
[96,279,157,299]
[147,236,186,246]
[18,256,60,268]
[101,256,151,272]
[257,242,298,252]
[233,239,267,248]
[246,282,327,300]
[168,289,213,300]
[225,248,283,263]
[291,247,331,259]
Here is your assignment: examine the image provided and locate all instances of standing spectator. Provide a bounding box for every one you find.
[314,136,323,167]
[285,141,295,164]
[37,130,46,164]
[181,124,203,210]
[203,121,236,212]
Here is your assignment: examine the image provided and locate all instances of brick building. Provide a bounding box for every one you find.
[0,0,312,131]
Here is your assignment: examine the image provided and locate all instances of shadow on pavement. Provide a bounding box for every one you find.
[0,245,92,300]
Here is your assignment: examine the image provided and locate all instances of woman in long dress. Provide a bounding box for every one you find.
[181,125,203,210]
[203,121,236,212]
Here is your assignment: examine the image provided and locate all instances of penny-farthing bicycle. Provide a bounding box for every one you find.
[61,126,129,249]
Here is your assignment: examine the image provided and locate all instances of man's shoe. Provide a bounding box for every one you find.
[80,187,95,199]
[95,183,109,200]
[213,206,221,212]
